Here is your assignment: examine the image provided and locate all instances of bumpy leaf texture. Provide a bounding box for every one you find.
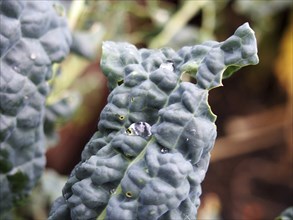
[0,0,71,214]
[49,23,258,220]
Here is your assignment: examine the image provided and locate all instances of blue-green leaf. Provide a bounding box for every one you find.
[0,0,71,214]
[49,23,258,220]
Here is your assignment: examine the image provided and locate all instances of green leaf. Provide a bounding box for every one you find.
[195,22,259,89]
[49,23,258,220]
[0,0,71,214]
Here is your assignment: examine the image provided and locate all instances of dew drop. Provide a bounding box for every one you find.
[159,60,174,71]
[160,147,169,154]
[110,189,116,194]
[30,53,36,60]
[13,66,20,73]
[126,122,152,138]
[150,210,156,215]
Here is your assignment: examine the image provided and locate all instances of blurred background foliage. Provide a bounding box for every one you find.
[10,0,292,219]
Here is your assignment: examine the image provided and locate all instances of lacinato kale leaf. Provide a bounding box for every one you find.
[0,0,71,214]
[49,23,258,220]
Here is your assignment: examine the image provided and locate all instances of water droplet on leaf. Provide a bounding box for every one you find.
[30,53,36,60]
[159,60,174,71]
[110,189,116,194]
[126,122,152,138]
[160,147,169,154]
[13,66,20,72]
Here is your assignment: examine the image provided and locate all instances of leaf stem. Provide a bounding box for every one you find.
[149,1,208,48]
[68,0,86,30]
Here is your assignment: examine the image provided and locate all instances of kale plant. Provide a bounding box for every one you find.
[0,0,71,214]
[49,23,258,220]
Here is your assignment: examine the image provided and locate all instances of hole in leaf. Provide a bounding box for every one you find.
[125,128,133,135]
[180,71,195,83]
[117,80,124,86]
[118,115,125,120]
[125,191,133,198]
